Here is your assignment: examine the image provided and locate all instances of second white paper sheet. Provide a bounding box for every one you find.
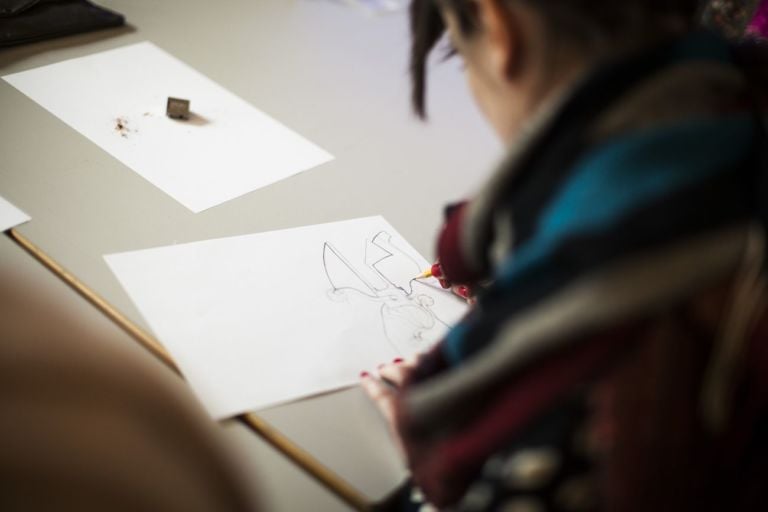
[2,42,333,212]
[0,195,30,232]
[105,217,467,419]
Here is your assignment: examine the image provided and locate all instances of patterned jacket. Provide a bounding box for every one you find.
[387,32,768,512]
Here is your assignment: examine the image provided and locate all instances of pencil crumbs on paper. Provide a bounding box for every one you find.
[115,116,132,137]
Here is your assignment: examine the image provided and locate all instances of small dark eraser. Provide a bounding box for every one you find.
[166,97,190,119]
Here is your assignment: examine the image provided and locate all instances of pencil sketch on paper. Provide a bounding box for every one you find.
[322,231,450,354]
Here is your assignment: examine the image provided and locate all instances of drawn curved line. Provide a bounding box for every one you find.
[373,231,422,270]
[410,281,452,328]
[323,233,454,349]
[368,231,423,296]
[379,303,402,354]
[366,232,395,276]
[328,286,380,301]
[363,237,390,291]
[323,242,379,298]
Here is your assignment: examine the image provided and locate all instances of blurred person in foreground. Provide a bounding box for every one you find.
[362,1,768,510]
[0,269,256,511]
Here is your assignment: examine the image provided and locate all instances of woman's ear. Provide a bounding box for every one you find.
[475,0,522,81]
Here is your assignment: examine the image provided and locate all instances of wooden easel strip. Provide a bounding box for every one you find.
[7,228,371,512]
[7,229,178,372]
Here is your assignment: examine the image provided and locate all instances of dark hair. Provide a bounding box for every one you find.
[410,0,704,117]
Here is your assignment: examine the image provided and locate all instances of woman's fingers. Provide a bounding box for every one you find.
[360,373,396,423]
[451,284,477,305]
[378,360,412,387]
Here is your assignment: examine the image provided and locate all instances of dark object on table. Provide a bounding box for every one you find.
[700,0,763,39]
[0,0,124,47]
[166,97,191,120]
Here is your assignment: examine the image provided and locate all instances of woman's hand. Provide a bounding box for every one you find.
[427,261,477,305]
[451,284,477,305]
[359,357,419,456]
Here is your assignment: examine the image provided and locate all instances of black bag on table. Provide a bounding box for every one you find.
[0,0,124,47]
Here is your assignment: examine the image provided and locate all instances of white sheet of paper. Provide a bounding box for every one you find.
[0,195,30,232]
[2,42,333,213]
[105,216,467,419]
